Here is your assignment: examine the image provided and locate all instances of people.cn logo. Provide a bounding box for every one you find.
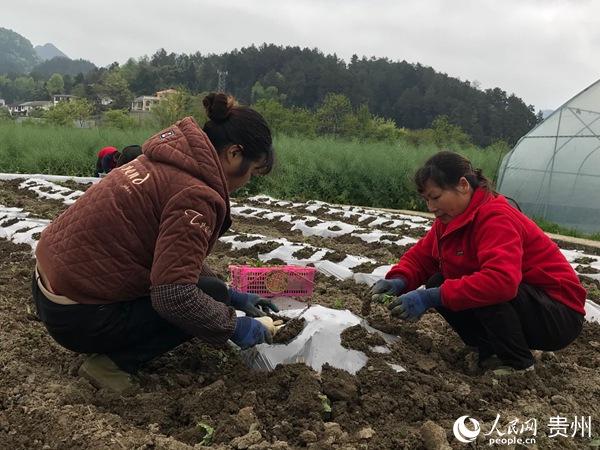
[453,415,481,443]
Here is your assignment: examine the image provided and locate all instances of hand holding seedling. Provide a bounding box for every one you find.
[370,277,407,303]
[388,288,442,321]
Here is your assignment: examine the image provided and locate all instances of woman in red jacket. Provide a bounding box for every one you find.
[94,146,120,177]
[372,151,586,373]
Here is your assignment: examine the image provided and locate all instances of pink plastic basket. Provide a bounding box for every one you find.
[229,265,316,298]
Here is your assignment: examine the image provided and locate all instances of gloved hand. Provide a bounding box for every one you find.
[255,316,284,336]
[388,287,442,321]
[231,316,273,349]
[228,288,279,317]
[370,277,407,302]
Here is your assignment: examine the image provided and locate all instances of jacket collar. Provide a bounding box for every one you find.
[437,188,492,238]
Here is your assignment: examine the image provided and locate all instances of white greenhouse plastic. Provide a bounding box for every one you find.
[497,79,600,233]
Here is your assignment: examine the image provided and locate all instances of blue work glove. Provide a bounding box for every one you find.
[370,277,407,303]
[230,316,273,349]
[388,288,442,321]
[228,287,279,318]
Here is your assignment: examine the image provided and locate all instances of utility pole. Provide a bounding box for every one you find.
[217,70,228,93]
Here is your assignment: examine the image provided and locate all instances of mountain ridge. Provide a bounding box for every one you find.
[35,43,69,61]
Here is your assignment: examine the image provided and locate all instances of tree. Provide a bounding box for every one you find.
[251,81,286,103]
[103,109,137,129]
[46,98,93,127]
[316,93,354,137]
[0,106,12,122]
[151,90,205,128]
[30,57,96,78]
[13,76,36,101]
[95,70,132,109]
[46,73,64,96]
[431,115,472,147]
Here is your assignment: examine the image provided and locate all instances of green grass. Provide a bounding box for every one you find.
[534,217,600,242]
[0,122,155,176]
[248,134,505,212]
[11,121,598,241]
[3,121,599,240]
[0,123,504,206]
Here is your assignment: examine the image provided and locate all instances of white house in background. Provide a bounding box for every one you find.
[53,94,78,105]
[156,88,178,100]
[99,96,113,106]
[9,101,53,116]
[131,89,179,112]
[131,95,160,112]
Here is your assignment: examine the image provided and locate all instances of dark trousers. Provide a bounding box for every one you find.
[32,275,230,374]
[426,274,584,369]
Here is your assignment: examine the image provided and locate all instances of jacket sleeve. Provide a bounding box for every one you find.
[151,284,236,345]
[385,226,439,292]
[149,186,236,343]
[200,263,222,279]
[441,212,524,311]
[151,186,220,285]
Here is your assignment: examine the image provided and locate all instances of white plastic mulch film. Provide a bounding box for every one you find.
[497,79,600,233]
[2,174,600,374]
[238,300,402,375]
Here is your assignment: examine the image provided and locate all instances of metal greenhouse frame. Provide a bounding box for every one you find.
[497,79,600,233]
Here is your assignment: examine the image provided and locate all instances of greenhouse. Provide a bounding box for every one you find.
[497,79,600,233]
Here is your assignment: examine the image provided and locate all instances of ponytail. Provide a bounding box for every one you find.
[415,151,496,194]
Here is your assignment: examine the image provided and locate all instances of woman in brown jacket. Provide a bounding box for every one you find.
[33,93,278,393]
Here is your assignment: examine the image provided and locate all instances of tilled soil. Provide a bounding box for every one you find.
[0,180,69,220]
[1,182,600,449]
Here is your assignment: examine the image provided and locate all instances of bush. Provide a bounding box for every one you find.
[103,109,137,129]
[45,99,93,127]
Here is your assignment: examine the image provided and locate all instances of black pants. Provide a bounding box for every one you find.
[426,274,585,369]
[32,275,230,374]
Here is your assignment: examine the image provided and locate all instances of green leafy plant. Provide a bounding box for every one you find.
[244,258,266,267]
[318,394,332,418]
[332,298,345,309]
[197,422,214,446]
[375,293,395,305]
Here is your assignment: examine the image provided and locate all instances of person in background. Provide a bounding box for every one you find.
[94,146,121,177]
[33,93,280,393]
[116,144,143,167]
[371,151,586,375]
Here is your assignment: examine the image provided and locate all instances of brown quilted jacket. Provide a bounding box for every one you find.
[36,117,232,304]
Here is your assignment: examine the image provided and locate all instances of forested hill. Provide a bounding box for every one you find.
[0,27,39,74]
[126,45,538,146]
[1,35,538,146]
[31,57,96,78]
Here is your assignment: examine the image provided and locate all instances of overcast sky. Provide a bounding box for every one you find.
[4,0,600,111]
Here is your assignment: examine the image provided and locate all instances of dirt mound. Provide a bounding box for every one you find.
[1,183,599,449]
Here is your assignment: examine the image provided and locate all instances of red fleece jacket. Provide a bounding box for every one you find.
[97,146,118,159]
[386,188,586,315]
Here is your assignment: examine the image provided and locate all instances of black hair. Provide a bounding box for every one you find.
[202,92,274,176]
[116,145,142,167]
[414,151,494,194]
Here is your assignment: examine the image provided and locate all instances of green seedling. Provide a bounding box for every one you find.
[375,293,395,305]
[245,258,266,267]
[197,422,215,446]
[318,394,332,419]
[332,298,346,309]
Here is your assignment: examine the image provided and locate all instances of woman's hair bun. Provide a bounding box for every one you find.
[203,92,236,122]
